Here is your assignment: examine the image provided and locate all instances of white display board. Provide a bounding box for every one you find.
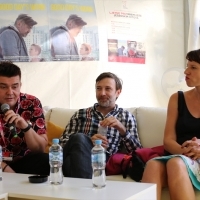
[0,0,186,109]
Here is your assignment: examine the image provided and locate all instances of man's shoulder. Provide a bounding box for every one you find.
[0,26,17,36]
[118,107,128,112]
[50,26,68,36]
[76,106,93,114]
[117,107,135,116]
[70,106,93,118]
[20,93,40,102]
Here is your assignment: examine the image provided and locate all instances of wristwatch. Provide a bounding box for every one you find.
[21,123,32,133]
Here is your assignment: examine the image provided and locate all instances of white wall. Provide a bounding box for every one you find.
[16,0,188,109]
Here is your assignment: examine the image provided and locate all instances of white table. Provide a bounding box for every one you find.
[0,173,156,200]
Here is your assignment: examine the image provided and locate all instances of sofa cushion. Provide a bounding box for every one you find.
[48,108,77,129]
[45,121,65,153]
[136,107,167,148]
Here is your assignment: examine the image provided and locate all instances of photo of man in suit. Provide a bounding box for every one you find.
[0,14,37,62]
[50,14,87,61]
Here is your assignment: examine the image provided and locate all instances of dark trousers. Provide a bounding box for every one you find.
[62,133,93,179]
[9,152,50,175]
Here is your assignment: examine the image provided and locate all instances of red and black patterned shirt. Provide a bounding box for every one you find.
[0,93,46,160]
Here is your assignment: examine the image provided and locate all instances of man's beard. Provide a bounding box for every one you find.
[98,100,110,107]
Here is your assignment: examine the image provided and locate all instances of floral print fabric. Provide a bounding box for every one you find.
[154,155,200,190]
[0,93,46,161]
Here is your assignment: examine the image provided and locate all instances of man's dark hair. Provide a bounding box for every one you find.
[66,14,87,29]
[15,14,37,27]
[186,49,200,64]
[96,72,123,90]
[0,61,21,79]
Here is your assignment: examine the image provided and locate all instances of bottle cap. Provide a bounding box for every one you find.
[52,138,59,144]
[95,140,102,145]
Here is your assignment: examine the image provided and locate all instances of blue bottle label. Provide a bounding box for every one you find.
[92,153,105,164]
[49,152,63,162]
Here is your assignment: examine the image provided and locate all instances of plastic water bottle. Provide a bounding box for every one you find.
[91,140,106,188]
[49,138,63,185]
[97,125,107,136]
[98,125,108,148]
[0,145,2,181]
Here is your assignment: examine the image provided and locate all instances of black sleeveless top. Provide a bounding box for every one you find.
[176,91,200,145]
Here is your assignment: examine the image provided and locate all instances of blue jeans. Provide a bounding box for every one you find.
[62,133,93,179]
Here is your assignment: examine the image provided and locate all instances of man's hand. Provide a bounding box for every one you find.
[91,134,108,149]
[3,109,28,129]
[4,109,47,152]
[100,116,126,136]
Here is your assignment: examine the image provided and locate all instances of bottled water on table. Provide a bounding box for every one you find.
[49,138,63,185]
[91,140,106,188]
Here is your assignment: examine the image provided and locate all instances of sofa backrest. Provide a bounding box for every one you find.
[46,107,78,128]
[45,106,167,148]
[136,107,167,148]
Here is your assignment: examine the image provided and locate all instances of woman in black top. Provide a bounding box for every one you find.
[141,49,200,200]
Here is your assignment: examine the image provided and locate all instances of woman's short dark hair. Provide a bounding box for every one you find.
[96,72,123,90]
[186,49,200,64]
[0,61,21,79]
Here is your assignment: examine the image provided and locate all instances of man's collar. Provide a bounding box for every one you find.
[93,103,119,113]
[12,25,20,33]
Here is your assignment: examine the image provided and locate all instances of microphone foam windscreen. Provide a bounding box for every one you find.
[1,103,10,113]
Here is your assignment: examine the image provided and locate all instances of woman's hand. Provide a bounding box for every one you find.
[182,137,200,148]
[182,137,200,160]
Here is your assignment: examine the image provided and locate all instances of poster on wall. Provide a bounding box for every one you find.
[49,0,99,61]
[0,0,99,62]
[104,0,146,64]
[0,0,49,62]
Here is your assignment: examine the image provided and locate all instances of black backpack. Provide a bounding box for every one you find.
[123,146,164,182]
[127,151,145,182]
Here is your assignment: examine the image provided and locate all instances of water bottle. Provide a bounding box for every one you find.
[97,125,107,136]
[49,138,63,185]
[91,140,106,188]
[0,145,2,181]
[98,125,108,148]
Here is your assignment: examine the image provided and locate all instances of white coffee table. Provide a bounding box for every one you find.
[0,172,156,200]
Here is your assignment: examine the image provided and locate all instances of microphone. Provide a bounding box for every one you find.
[1,103,10,114]
[1,103,17,137]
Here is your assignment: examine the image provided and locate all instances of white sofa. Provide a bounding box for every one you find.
[44,106,200,200]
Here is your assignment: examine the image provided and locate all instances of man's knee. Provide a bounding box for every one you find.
[63,133,93,157]
[69,133,92,145]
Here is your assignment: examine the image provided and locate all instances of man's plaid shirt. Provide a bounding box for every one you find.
[59,103,142,155]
